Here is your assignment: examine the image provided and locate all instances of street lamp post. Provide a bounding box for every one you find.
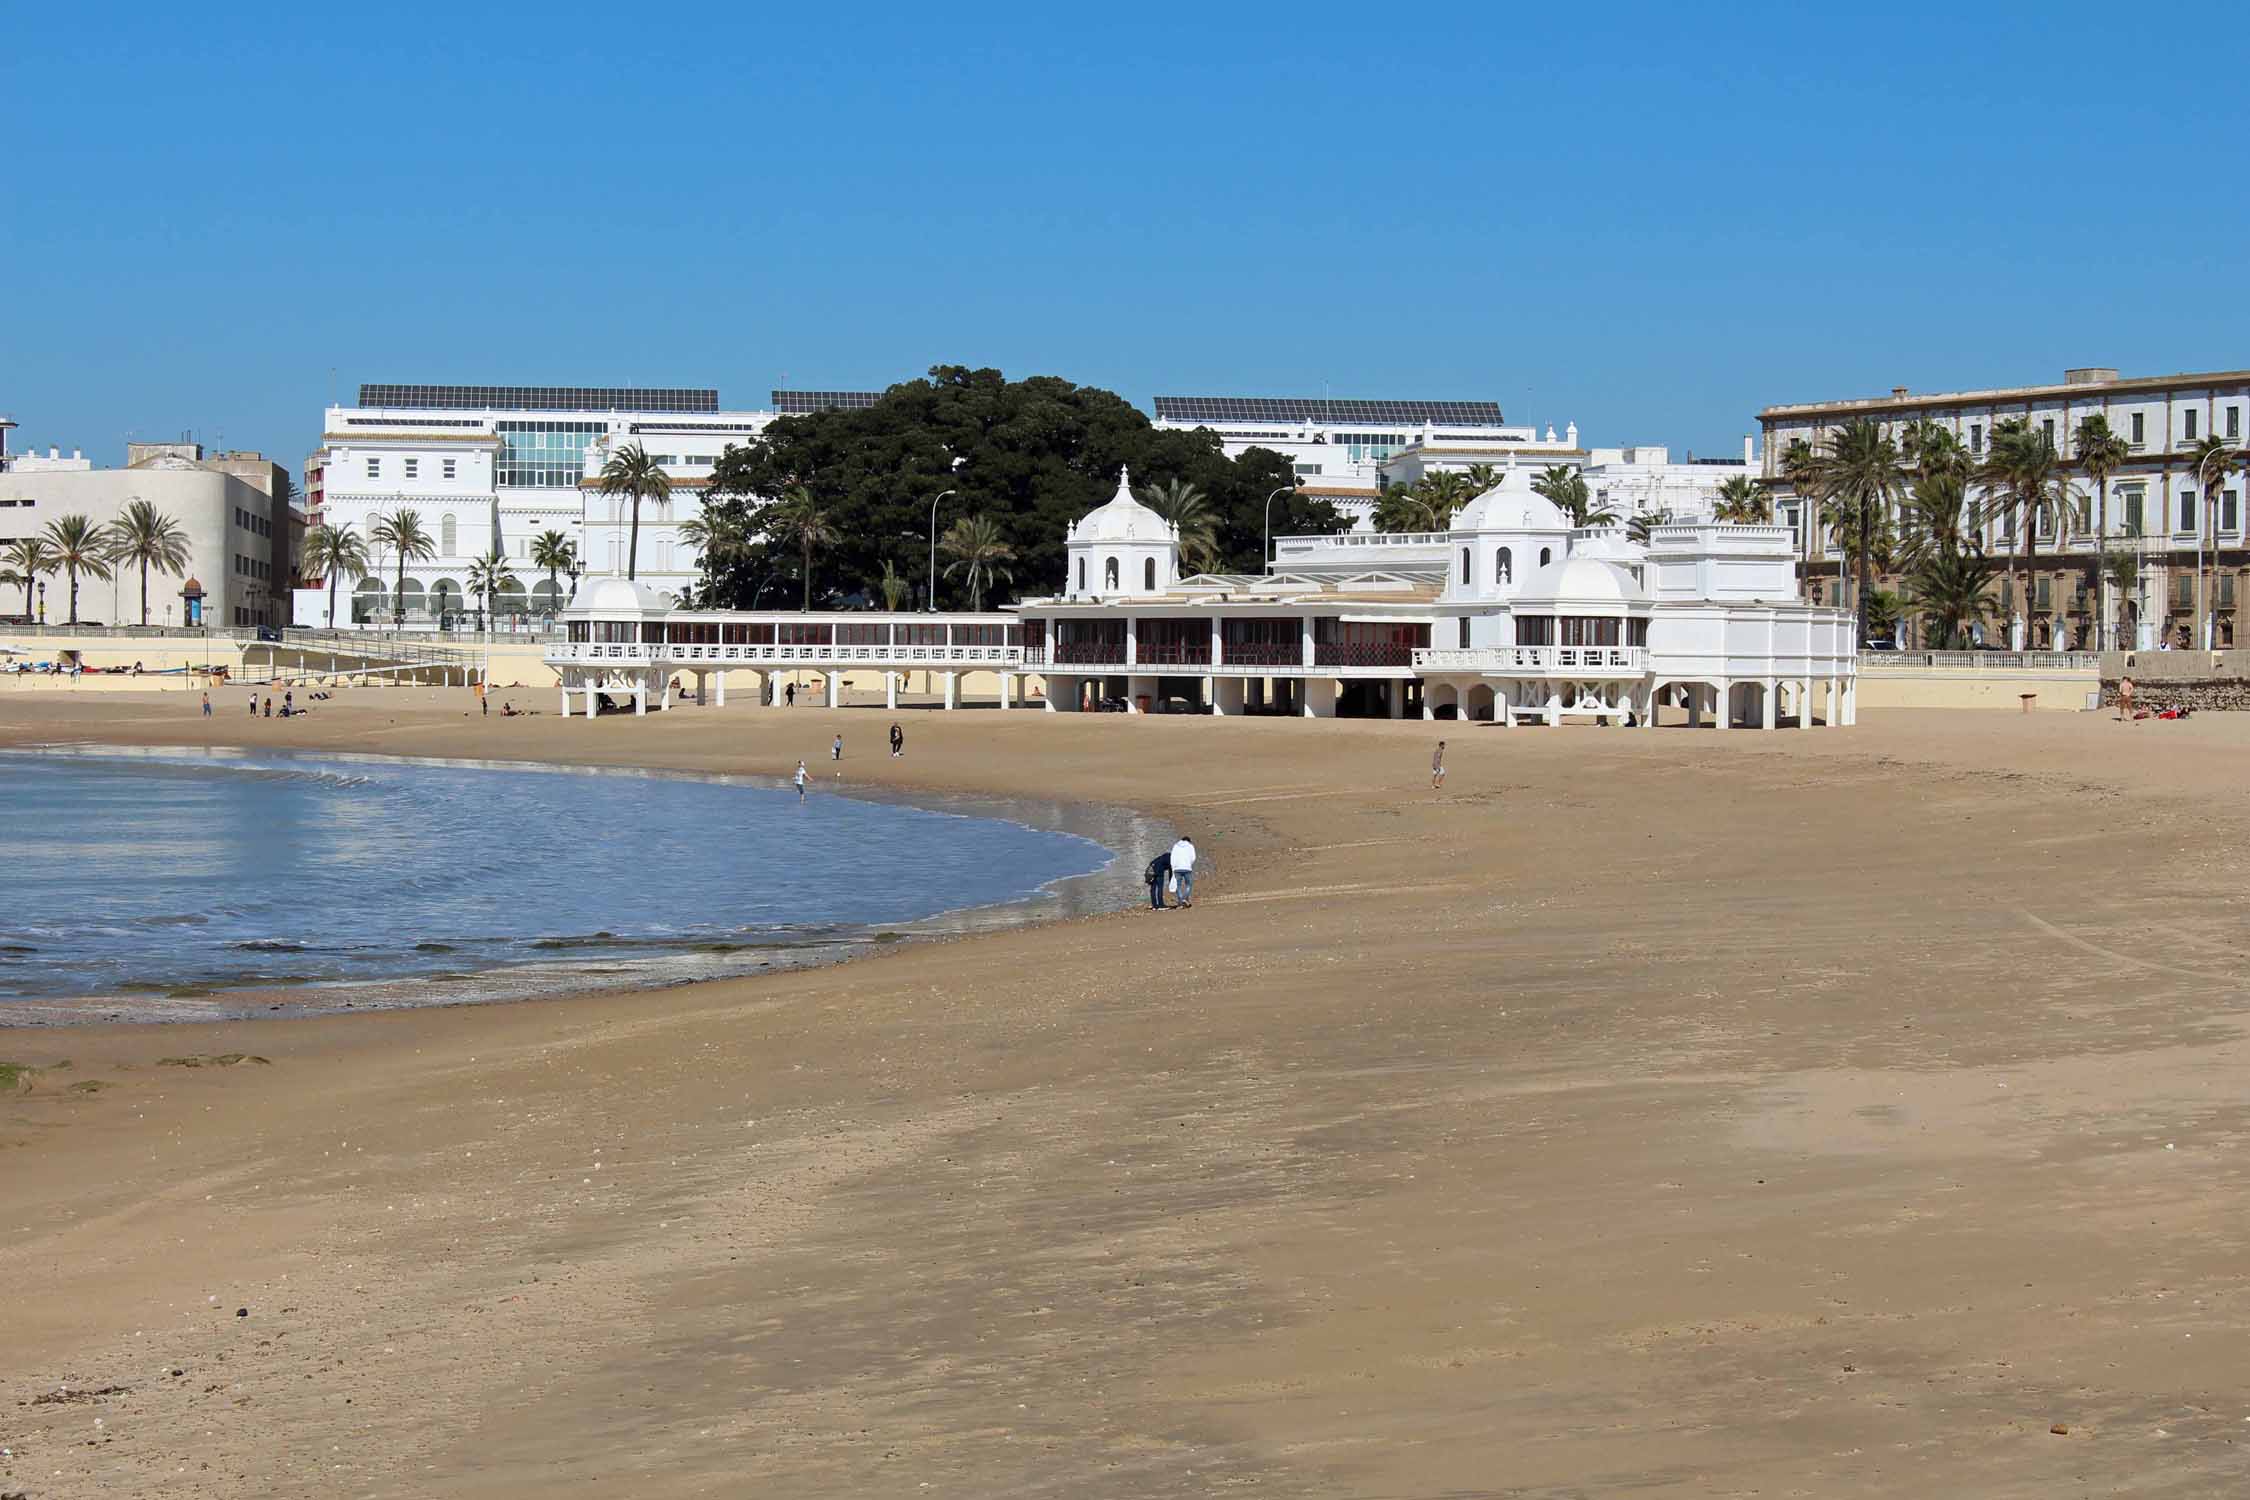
[927,487,957,612]
[1262,484,1296,573]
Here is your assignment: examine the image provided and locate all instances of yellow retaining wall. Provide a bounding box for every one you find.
[1855,667,2099,712]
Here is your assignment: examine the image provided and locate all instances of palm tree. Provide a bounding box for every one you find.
[876,558,912,611]
[1464,462,1505,493]
[2187,433,2240,648]
[1626,508,1674,544]
[761,486,837,611]
[2101,539,2143,649]
[4,537,56,621]
[1973,419,2067,648]
[597,443,671,580]
[466,547,519,625]
[1711,475,1771,524]
[529,529,578,608]
[368,509,437,625]
[1906,544,2000,650]
[1530,465,1616,527]
[100,499,193,626]
[300,525,372,629]
[2074,414,2131,646]
[1822,419,1908,645]
[42,514,114,626]
[940,513,1017,610]
[677,510,747,604]
[1781,436,1831,592]
[1136,478,1220,574]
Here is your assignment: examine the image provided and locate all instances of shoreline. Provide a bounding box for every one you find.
[0,739,1165,1028]
[10,692,2250,1497]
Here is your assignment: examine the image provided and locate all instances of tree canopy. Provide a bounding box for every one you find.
[699,366,1343,609]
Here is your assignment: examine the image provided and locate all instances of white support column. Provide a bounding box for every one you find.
[1761,677,1778,730]
[634,683,646,716]
[999,672,1014,710]
[1301,676,1338,717]
[716,670,727,707]
[1388,680,1405,719]
[1713,679,1731,731]
[660,675,674,712]
[1843,677,1857,725]
[1125,616,1138,668]
[1126,674,1157,713]
[1545,684,1562,727]
[1301,615,1316,671]
[559,679,572,717]
[885,671,898,710]
[943,671,960,710]
[826,670,842,708]
[1797,676,1811,728]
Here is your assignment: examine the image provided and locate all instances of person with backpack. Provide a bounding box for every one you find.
[1144,847,1172,910]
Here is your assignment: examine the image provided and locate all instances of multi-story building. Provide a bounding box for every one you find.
[1760,366,2250,649]
[1151,396,1568,530]
[309,384,786,626]
[0,440,293,626]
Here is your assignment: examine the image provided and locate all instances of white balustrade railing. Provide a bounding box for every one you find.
[1413,645,1648,674]
[548,642,1024,667]
[1859,650,2099,670]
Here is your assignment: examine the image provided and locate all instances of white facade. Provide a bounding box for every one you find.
[1580,442,1757,526]
[312,384,782,625]
[1062,468,1180,598]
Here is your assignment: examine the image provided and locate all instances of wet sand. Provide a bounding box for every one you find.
[5,689,2250,1497]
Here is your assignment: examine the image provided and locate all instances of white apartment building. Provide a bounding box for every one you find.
[309,384,784,627]
[1761,366,2250,649]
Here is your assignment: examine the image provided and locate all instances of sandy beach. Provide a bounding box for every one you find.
[5,690,2249,1497]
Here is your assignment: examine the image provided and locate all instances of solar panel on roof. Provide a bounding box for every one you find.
[771,390,884,414]
[357,384,720,413]
[1153,396,1504,425]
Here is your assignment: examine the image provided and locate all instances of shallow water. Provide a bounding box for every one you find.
[0,746,1133,1016]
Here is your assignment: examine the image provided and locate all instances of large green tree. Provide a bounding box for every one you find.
[2074,413,2131,646]
[1973,419,2068,648]
[368,509,436,624]
[1823,419,1908,646]
[301,524,372,629]
[102,500,191,626]
[701,367,1342,609]
[42,514,114,626]
[3,537,54,620]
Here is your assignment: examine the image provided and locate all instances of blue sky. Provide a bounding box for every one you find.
[6,1,2247,472]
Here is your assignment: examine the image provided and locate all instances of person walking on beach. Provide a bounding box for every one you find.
[263,693,273,718]
[284,689,294,715]
[785,681,796,708]
[1169,835,1198,908]
[2118,673,2136,722]
[831,733,843,762]
[248,691,258,716]
[1431,739,1447,789]
[794,760,809,802]
[201,691,211,717]
[889,722,904,758]
[1144,847,1172,910]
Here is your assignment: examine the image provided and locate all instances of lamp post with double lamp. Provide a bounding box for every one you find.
[1262,483,1297,573]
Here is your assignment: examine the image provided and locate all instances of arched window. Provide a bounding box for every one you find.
[1104,556,1119,590]
[440,514,457,555]
[1496,546,1512,584]
[1460,547,1471,584]
[1539,547,1552,567]
[1076,557,1086,591]
[1143,557,1156,591]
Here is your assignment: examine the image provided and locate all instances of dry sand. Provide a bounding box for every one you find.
[4,690,2250,1497]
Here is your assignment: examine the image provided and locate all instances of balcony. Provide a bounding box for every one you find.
[1219,642,1303,667]
[547,641,1025,667]
[1313,641,1420,668]
[1414,644,1648,676]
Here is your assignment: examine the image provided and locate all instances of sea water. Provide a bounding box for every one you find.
[0,747,1122,1010]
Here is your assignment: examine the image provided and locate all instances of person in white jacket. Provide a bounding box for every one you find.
[1169,836,1198,908]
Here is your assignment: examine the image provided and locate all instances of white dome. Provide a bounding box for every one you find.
[1516,554,1644,609]
[1070,467,1176,543]
[567,576,673,616]
[1451,470,1571,534]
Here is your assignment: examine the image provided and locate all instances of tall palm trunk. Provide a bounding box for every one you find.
[2095,476,2108,650]
[2023,497,2039,649]
[800,537,813,611]
[67,564,79,626]
[627,495,641,581]
[327,571,340,629]
[1855,512,1872,646]
[139,558,151,627]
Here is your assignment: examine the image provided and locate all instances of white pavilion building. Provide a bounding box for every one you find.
[548,465,1856,727]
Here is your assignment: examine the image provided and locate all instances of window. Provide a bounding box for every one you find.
[2124,488,2145,533]
[366,457,381,478]
[2175,574,2194,609]
[496,420,605,488]
[1538,547,1552,567]
[1143,557,1156,591]
[443,457,457,480]
[2227,491,2241,534]
[2231,407,2242,440]
[1293,463,1322,477]
[1969,422,1983,453]
[1496,546,1512,584]
[1076,557,1085,591]
[1460,547,1471,584]
[440,514,457,554]
[2180,489,2197,533]
[2131,411,2145,444]
[2224,574,2239,608]
[2035,575,2051,608]
[2041,418,2054,445]
[404,458,419,480]
[2185,409,2199,441]
[1104,556,1119,590]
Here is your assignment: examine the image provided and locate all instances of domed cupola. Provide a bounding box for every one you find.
[1439,463,1574,604]
[1064,466,1179,598]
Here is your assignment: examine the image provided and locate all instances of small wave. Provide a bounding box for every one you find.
[413,941,460,953]
[526,932,619,950]
[136,914,210,927]
[0,944,36,957]
[233,939,312,954]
